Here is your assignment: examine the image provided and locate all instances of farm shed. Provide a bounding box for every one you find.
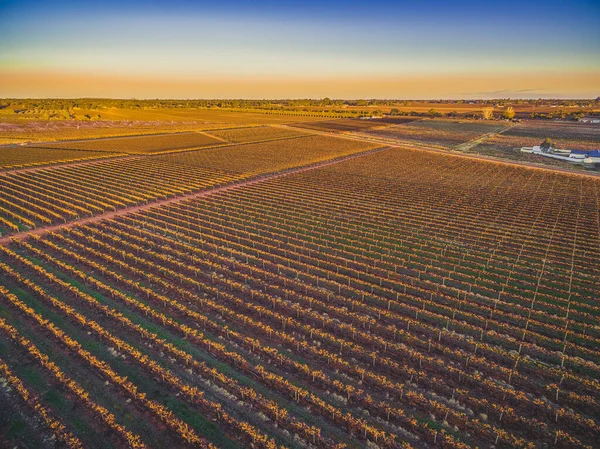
[568,149,591,160]
[583,149,600,164]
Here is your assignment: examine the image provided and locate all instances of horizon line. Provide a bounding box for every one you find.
[3,97,599,101]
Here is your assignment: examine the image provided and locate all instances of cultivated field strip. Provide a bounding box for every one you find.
[1,214,589,448]
[67,216,598,439]
[0,135,382,236]
[291,119,408,133]
[1,144,598,448]
[0,257,288,449]
[38,132,225,154]
[205,126,309,144]
[0,146,127,170]
[359,120,508,148]
[156,135,383,175]
[127,200,600,374]
[107,211,599,382]
[0,158,244,234]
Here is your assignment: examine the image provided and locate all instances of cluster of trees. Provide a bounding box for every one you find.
[480,107,515,120]
[386,107,518,120]
[540,138,557,150]
[2,97,597,114]
[529,111,587,120]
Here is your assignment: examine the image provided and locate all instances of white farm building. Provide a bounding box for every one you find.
[520,146,600,166]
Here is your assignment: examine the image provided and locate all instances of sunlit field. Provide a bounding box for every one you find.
[1,0,600,447]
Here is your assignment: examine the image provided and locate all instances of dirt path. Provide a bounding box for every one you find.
[195,130,230,143]
[453,124,513,153]
[0,146,390,245]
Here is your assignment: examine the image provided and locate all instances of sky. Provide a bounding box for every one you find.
[0,0,599,99]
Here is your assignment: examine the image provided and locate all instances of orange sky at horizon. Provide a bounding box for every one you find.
[2,69,599,99]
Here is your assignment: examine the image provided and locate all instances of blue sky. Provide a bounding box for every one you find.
[1,0,599,98]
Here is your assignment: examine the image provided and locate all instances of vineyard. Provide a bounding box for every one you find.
[360,120,508,148]
[155,135,382,176]
[205,126,309,143]
[0,135,380,236]
[0,125,599,449]
[40,132,226,154]
[0,108,338,145]
[291,119,397,133]
[0,147,126,170]
[503,121,600,143]
[0,158,244,234]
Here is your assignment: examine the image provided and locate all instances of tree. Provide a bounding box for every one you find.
[428,108,441,118]
[540,138,556,150]
[502,106,515,120]
[482,107,494,120]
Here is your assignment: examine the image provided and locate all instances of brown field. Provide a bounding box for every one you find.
[0,146,125,170]
[0,108,334,145]
[0,158,244,232]
[503,121,600,143]
[157,134,383,175]
[205,125,309,143]
[67,107,348,123]
[0,119,210,145]
[463,122,600,168]
[362,119,508,147]
[0,107,599,449]
[1,144,598,449]
[0,134,381,234]
[292,118,398,133]
[39,132,225,154]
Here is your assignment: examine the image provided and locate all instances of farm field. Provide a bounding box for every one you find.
[157,135,383,175]
[3,0,600,445]
[291,118,411,133]
[40,132,226,154]
[0,119,213,145]
[205,126,309,143]
[465,122,600,168]
[360,120,508,148]
[0,146,126,170]
[0,158,244,234]
[0,134,382,235]
[0,108,335,145]
[503,121,600,143]
[0,144,599,449]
